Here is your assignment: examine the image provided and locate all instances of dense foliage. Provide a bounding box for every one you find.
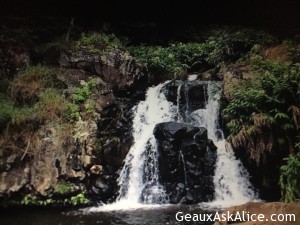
[205,27,276,63]
[280,152,300,202]
[73,33,124,53]
[223,55,300,201]
[129,27,276,83]
[223,56,300,163]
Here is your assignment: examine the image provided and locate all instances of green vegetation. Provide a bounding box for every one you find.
[10,65,65,105]
[129,45,185,75]
[129,27,276,83]
[65,103,80,122]
[129,43,213,82]
[74,33,124,53]
[70,78,97,118]
[2,66,99,126]
[0,66,78,133]
[0,99,31,129]
[21,194,54,206]
[20,183,90,207]
[53,182,73,195]
[280,152,300,202]
[223,57,300,163]
[74,78,96,102]
[206,27,276,63]
[33,88,69,122]
[21,194,39,205]
[1,65,100,132]
[0,70,57,127]
[0,100,16,128]
[70,193,90,206]
[2,89,70,126]
[282,37,300,64]
[20,192,91,207]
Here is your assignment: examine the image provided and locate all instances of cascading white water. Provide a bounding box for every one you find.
[188,81,257,207]
[117,82,177,205]
[90,80,256,211]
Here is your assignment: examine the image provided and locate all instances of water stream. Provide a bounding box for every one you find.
[188,81,257,207]
[117,83,177,205]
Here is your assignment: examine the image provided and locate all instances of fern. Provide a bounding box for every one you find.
[223,58,300,165]
[280,152,300,202]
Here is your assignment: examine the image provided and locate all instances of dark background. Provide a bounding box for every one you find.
[1,0,299,28]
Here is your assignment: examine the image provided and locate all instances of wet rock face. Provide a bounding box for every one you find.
[86,97,136,202]
[97,98,136,168]
[153,122,217,204]
[0,122,91,198]
[59,49,147,92]
[162,81,208,119]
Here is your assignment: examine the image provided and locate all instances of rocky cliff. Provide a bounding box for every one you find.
[0,31,147,206]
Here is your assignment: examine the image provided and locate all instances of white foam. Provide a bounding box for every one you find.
[189,82,257,206]
[117,82,177,203]
[87,200,169,212]
[188,74,198,81]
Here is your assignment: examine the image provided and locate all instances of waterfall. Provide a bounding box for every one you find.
[95,80,256,211]
[188,81,257,207]
[117,82,177,205]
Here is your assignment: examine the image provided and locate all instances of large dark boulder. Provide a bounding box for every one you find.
[154,122,200,141]
[153,122,217,204]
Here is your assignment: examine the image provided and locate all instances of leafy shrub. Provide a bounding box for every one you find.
[206,27,276,64]
[70,193,90,206]
[65,102,80,122]
[21,194,38,205]
[280,152,300,202]
[53,182,72,195]
[74,33,123,53]
[20,192,91,206]
[171,43,214,71]
[129,45,183,81]
[74,79,96,102]
[223,57,300,163]
[282,39,296,48]
[129,43,213,82]
[129,27,276,83]
[70,78,97,119]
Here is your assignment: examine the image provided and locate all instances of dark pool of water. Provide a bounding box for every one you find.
[0,205,216,225]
